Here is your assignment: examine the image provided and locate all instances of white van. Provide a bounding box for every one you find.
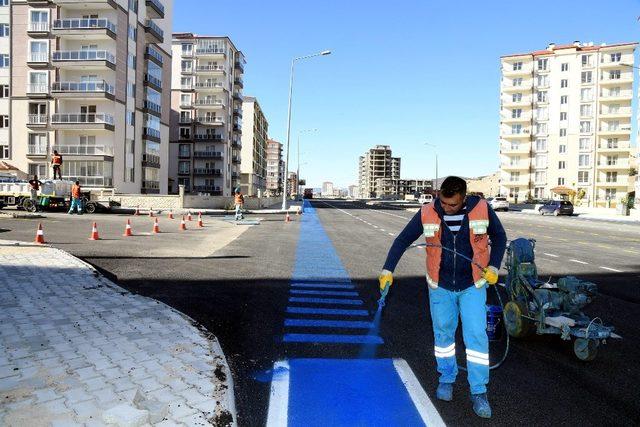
[418,194,434,204]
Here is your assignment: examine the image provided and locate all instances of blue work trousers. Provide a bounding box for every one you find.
[429,284,489,394]
[68,197,83,214]
[235,203,243,220]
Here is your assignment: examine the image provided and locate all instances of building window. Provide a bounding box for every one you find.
[535,171,546,183]
[537,75,548,87]
[610,53,621,62]
[512,78,522,87]
[580,121,591,133]
[560,79,568,88]
[560,95,568,104]
[125,139,134,182]
[127,54,136,70]
[559,144,566,154]
[605,188,616,199]
[558,161,566,169]
[579,138,591,151]
[580,104,592,117]
[512,109,522,118]
[559,128,566,137]
[581,54,592,67]
[510,172,520,182]
[537,91,547,102]
[0,115,8,128]
[178,161,190,174]
[512,93,522,102]
[535,154,547,168]
[579,154,590,167]
[127,82,135,98]
[0,24,8,37]
[558,178,565,185]
[606,138,618,149]
[0,85,8,98]
[181,44,193,55]
[0,54,9,68]
[580,88,592,101]
[537,58,548,71]
[609,70,621,80]
[0,144,8,159]
[535,139,547,151]
[512,62,522,71]
[128,0,138,12]
[179,127,191,139]
[536,123,547,135]
[561,63,568,72]
[560,112,567,121]
[181,60,193,72]
[0,0,8,6]
[128,24,136,41]
[578,171,589,183]
[536,107,548,120]
[178,144,191,157]
[581,71,592,84]
[606,172,617,183]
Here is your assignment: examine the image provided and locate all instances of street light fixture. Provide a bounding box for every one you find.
[297,128,318,197]
[281,50,332,210]
[424,142,439,196]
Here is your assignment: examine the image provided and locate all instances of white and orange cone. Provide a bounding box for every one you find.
[168,210,174,219]
[152,217,160,234]
[187,212,192,222]
[285,213,291,223]
[197,212,204,228]
[180,216,187,231]
[34,223,45,244]
[89,222,100,240]
[149,208,154,218]
[123,219,133,237]
[134,205,140,216]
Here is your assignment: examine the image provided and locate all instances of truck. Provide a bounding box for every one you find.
[0,179,100,213]
[303,188,314,199]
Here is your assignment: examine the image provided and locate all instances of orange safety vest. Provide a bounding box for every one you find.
[52,155,62,165]
[421,199,490,289]
[234,194,244,205]
[72,185,81,199]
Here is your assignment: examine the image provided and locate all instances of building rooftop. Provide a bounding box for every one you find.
[501,41,638,59]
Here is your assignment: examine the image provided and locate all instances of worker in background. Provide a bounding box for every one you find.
[28,175,43,210]
[378,176,507,418]
[51,150,63,180]
[234,187,244,220]
[68,180,83,215]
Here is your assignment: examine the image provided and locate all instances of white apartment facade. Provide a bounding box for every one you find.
[6,0,173,193]
[169,33,245,196]
[265,138,283,196]
[321,181,333,197]
[0,2,8,161]
[240,96,267,196]
[499,41,637,206]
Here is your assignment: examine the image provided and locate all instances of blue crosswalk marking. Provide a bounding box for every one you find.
[289,289,359,296]
[284,319,374,329]
[291,283,356,289]
[283,334,384,344]
[286,307,369,316]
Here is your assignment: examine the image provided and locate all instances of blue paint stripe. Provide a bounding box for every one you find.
[283,334,383,344]
[289,297,363,305]
[291,283,355,289]
[285,319,374,329]
[290,289,359,297]
[286,307,370,316]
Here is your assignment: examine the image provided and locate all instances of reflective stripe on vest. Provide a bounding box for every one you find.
[52,155,62,165]
[234,194,243,204]
[420,199,491,289]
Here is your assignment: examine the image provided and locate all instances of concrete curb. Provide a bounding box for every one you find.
[109,207,302,216]
[519,208,640,223]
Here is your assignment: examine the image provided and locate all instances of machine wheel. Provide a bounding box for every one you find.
[553,209,560,216]
[574,338,598,362]
[22,198,37,213]
[503,301,534,338]
[84,203,96,214]
[538,208,544,215]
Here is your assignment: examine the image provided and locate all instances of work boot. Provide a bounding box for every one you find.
[436,383,453,401]
[470,393,492,418]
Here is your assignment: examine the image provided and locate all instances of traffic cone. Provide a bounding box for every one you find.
[187,212,192,221]
[152,217,160,234]
[149,208,154,218]
[89,222,100,240]
[34,223,45,244]
[197,212,204,228]
[134,205,140,216]
[296,208,301,216]
[180,216,187,231]
[285,213,291,223]
[168,210,174,219]
[123,219,133,237]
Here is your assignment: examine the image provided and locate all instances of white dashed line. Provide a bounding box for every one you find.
[380,229,385,232]
[543,253,559,258]
[600,266,622,272]
[569,259,588,265]
[388,233,395,236]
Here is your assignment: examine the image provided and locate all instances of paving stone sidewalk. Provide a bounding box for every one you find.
[0,241,236,427]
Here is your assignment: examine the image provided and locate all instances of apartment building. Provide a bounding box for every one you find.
[321,181,333,197]
[0,3,8,161]
[239,96,267,196]
[358,145,400,198]
[499,41,637,206]
[265,138,283,196]
[6,0,172,193]
[169,33,245,196]
[286,171,298,197]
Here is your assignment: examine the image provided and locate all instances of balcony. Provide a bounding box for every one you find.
[502,67,532,77]
[195,65,225,75]
[193,99,224,109]
[27,22,50,35]
[27,114,48,128]
[193,151,223,159]
[598,142,630,152]
[27,52,49,66]
[600,58,627,69]
[51,81,115,99]
[142,154,160,168]
[500,143,531,154]
[193,168,222,176]
[233,122,242,132]
[600,75,633,85]
[145,46,163,66]
[502,179,530,187]
[231,172,240,180]
[144,19,163,44]
[27,144,49,157]
[231,139,241,149]
[598,126,631,136]
[181,67,193,75]
[143,100,162,117]
[193,134,223,142]
[194,82,225,91]
[195,116,224,126]
[143,127,161,142]
[26,84,49,97]
[68,176,113,187]
[501,83,530,93]
[52,0,117,10]
[234,77,244,88]
[144,74,162,91]
[501,97,532,108]
[52,50,116,70]
[597,160,629,170]
[501,129,531,139]
[195,47,226,58]
[52,18,116,39]
[234,60,245,73]
[501,114,531,124]
[193,185,221,194]
[599,107,632,119]
[51,113,115,131]
[501,163,529,171]
[52,145,114,156]
[595,179,627,187]
[599,91,633,102]
[232,91,243,101]
[145,0,165,19]
[141,181,160,193]
[233,108,242,118]
[180,84,194,91]
[232,156,241,164]
[178,169,190,176]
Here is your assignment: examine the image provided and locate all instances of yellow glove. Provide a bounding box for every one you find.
[379,269,393,293]
[482,266,499,285]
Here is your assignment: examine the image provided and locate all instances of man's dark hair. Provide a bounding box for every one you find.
[440,176,467,198]
[75,180,80,185]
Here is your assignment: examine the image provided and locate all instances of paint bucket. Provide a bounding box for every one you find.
[486,304,503,341]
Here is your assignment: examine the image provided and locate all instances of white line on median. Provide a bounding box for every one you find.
[600,266,623,272]
[393,359,446,427]
[266,360,290,427]
[388,233,395,236]
[543,253,559,258]
[569,259,588,265]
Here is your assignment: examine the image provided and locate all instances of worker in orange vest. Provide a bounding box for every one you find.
[51,150,63,180]
[234,187,244,220]
[68,180,83,215]
[379,176,507,418]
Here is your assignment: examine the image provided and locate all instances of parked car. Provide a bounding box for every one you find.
[418,194,434,204]
[538,200,574,216]
[488,196,509,211]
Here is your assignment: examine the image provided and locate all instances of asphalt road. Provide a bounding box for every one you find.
[1,202,639,426]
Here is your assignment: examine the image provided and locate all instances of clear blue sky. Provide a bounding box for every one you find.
[174,0,638,188]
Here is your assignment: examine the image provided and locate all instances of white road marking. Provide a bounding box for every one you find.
[600,266,623,272]
[393,359,446,427]
[266,360,290,427]
[543,253,559,258]
[569,259,588,265]
[380,229,385,232]
[388,233,395,236]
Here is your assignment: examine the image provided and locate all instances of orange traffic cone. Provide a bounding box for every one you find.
[296,208,301,216]
[134,205,140,216]
[89,222,100,240]
[285,213,291,223]
[197,212,204,228]
[34,223,45,244]
[149,208,154,218]
[180,216,187,231]
[187,212,192,221]
[123,219,133,237]
[152,217,160,234]
[168,210,174,220]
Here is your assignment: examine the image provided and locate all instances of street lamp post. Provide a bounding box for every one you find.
[424,142,439,196]
[281,50,331,210]
[297,128,317,198]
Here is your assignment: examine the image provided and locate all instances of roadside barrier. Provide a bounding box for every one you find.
[187,212,192,222]
[168,210,174,219]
